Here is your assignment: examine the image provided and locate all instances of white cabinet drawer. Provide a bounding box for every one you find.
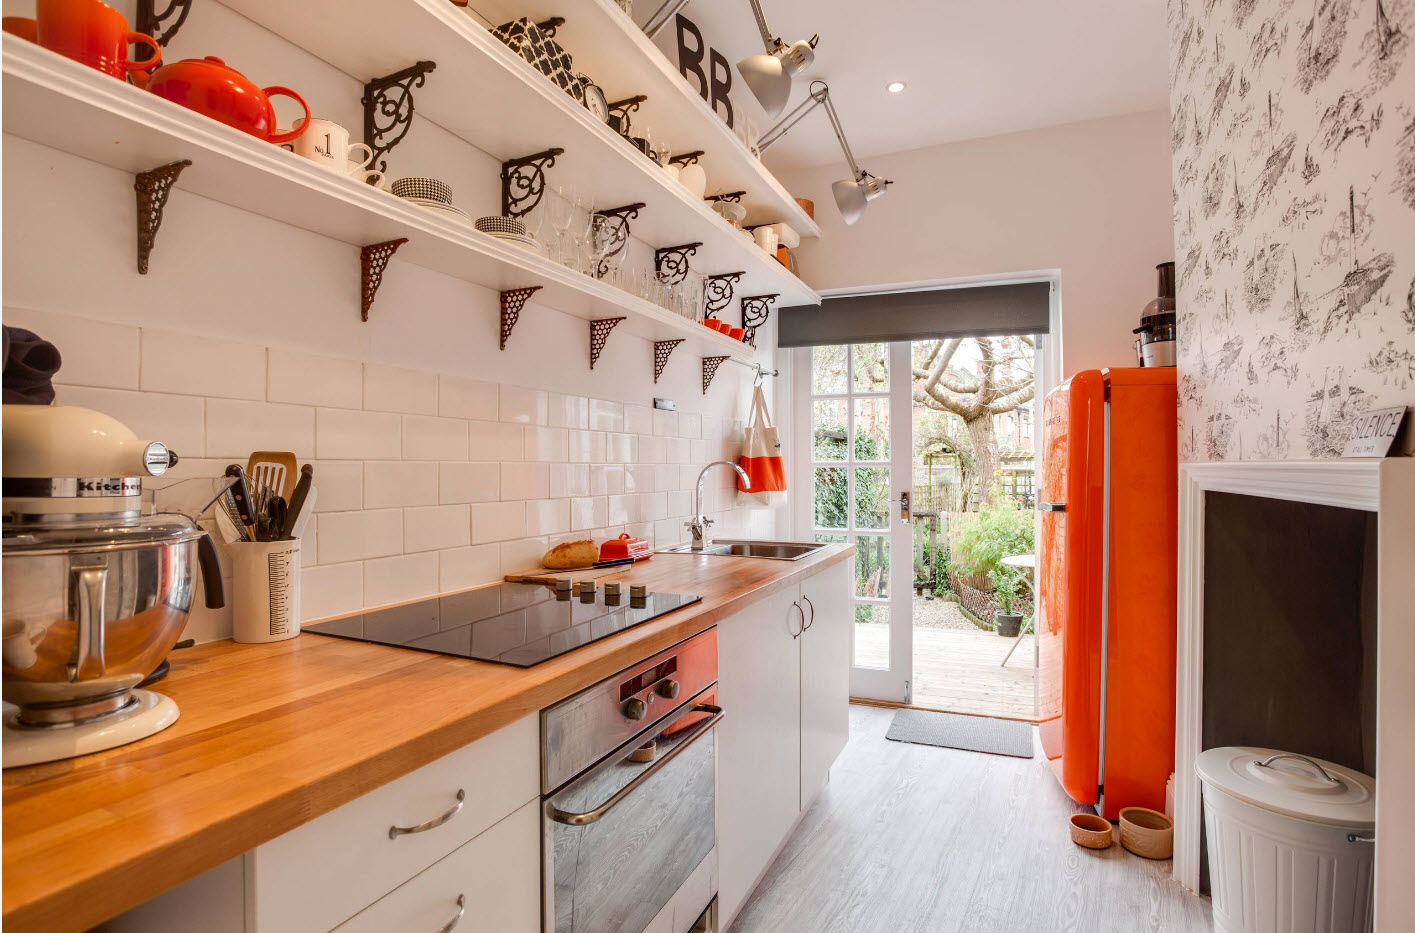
[249,714,538,933]
[335,799,540,933]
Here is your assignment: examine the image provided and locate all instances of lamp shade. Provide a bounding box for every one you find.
[832,178,869,225]
[737,53,792,119]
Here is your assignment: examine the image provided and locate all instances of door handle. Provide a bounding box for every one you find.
[801,595,815,631]
[433,895,465,933]
[1038,502,1066,512]
[899,491,911,523]
[388,789,465,839]
[789,601,805,638]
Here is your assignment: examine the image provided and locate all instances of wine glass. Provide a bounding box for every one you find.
[547,187,574,265]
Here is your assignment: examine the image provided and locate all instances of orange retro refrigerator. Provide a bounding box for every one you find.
[1036,368,1177,820]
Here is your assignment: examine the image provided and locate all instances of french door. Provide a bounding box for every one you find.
[792,342,913,703]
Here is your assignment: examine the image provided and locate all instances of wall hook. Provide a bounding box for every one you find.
[360,239,408,321]
[500,286,542,350]
[134,159,191,275]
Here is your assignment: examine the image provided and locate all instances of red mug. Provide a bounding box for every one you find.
[36,0,160,80]
[3,17,38,42]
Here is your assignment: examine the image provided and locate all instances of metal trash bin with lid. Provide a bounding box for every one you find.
[1196,747,1375,933]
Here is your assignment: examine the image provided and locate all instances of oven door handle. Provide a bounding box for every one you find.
[547,703,725,827]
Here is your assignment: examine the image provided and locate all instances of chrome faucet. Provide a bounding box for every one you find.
[686,460,750,551]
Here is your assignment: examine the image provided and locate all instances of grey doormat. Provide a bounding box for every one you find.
[885,708,1034,758]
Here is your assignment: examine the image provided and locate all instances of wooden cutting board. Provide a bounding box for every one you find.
[504,562,634,585]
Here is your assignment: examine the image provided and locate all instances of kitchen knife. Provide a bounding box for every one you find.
[281,464,314,539]
[289,487,317,539]
[223,464,256,532]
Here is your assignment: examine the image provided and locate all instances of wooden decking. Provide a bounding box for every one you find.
[855,625,1037,720]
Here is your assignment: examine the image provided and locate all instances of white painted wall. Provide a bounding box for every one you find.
[773,110,1176,378]
[1,0,781,642]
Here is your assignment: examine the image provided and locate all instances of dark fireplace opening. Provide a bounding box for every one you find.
[1198,491,1377,892]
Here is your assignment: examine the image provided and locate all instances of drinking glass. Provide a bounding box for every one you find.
[547,187,575,265]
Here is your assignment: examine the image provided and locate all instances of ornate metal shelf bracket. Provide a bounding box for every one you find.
[702,356,731,394]
[134,159,191,275]
[535,16,565,37]
[589,318,626,370]
[669,150,704,167]
[135,0,192,52]
[740,293,778,348]
[653,340,684,384]
[607,95,647,135]
[592,203,644,278]
[363,61,437,177]
[360,239,408,322]
[500,286,542,350]
[705,191,745,204]
[502,148,564,219]
[655,243,701,285]
[703,272,744,320]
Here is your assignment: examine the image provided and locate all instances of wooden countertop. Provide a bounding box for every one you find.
[2,545,853,933]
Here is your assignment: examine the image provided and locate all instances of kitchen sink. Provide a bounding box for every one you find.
[657,539,826,561]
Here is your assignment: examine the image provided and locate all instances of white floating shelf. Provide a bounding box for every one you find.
[219,0,820,306]
[1,36,772,356]
[468,0,821,237]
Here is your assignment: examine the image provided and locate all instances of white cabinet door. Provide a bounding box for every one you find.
[800,561,853,806]
[715,584,803,926]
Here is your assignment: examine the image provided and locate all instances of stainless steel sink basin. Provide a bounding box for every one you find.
[657,539,826,561]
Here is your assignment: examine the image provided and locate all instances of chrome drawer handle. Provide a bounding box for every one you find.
[389,789,465,839]
[434,894,465,933]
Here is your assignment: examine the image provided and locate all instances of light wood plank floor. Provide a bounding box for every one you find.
[729,705,1211,933]
[855,626,1038,719]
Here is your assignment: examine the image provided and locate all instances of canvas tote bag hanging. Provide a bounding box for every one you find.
[738,384,786,509]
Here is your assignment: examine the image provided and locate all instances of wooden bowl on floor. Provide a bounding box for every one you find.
[1069,812,1113,849]
[1118,807,1173,859]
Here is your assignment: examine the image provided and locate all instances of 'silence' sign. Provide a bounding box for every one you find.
[1341,406,1407,458]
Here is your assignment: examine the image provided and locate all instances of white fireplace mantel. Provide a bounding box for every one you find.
[1174,457,1415,930]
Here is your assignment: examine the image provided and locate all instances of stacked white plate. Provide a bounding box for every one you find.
[489,231,541,253]
[401,196,470,223]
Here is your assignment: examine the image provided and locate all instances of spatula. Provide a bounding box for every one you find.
[247,451,298,500]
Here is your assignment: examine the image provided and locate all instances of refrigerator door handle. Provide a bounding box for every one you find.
[1039,502,1067,512]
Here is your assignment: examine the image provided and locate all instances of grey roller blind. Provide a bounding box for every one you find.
[777,281,1050,348]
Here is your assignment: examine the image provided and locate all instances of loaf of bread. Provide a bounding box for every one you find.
[542,539,598,569]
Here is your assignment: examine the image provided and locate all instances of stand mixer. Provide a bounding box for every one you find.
[2,404,224,768]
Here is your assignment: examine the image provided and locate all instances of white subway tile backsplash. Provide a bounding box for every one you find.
[364,461,438,508]
[637,436,665,464]
[318,509,403,564]
[439,375,498,421]
[652,409,678,437]
[317,408,401,460]
[589,399,625,432]
[690,439,708,462]
[364,553,439,608]
[678,412,702,439]
[655,518,682,548]
[550,463,590,498]
[642,492,668,521]
[311,461,363,512]
[302,562,363,620]
[54,385,204,455]
[468,420,523,460]
[206,399,315,459]
[667,490,693,517]
[499,385,547,424]
[548,394,588,429]
[607,494,640,525]
[8,306,139,389]
[569,430,606,463]
[624,465,652,493]
[439,462,500,504]
[501,536,549,573]
[570,497,608,531]
[624,404,654,435]
[141,328,266,400]
[590,464,625,496]
[525,426,569,462]
[403,415,468,460]
[501,462,550,500]
[471,500,526,543]
[606,433,636,464]
[268,349,362,409]
[525,499,570,536]
[666,438,691,464]
[404,505,471,552]
[364,363,437,414]
[656,464,680,491]
[439,544,502,591]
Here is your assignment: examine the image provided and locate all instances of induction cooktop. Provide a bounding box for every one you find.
[302,580,701,668]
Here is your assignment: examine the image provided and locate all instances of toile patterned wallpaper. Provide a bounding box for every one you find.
[1168,0,1415,460]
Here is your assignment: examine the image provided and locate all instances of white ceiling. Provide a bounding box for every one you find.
[689,0,1170,172]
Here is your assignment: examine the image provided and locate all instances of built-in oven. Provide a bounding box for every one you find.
[541,629,721,933]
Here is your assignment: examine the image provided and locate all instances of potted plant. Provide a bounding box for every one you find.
[990,565,1023,637]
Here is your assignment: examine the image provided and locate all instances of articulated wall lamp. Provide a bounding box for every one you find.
[644,0,818,119]
[757,81,892,225]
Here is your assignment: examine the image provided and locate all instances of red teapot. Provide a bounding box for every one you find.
[138,56,309,145]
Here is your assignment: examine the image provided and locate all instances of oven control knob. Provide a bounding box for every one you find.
[622,698,648,721]
[657,679,680,700]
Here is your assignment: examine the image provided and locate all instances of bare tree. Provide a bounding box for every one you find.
[912,336,1036,506]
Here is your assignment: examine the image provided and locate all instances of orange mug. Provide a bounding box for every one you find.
[36,0,160,80]
[3,17,38,42]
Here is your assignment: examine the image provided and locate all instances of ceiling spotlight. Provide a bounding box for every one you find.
[886,81,906,93]
[758,81,893,225]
